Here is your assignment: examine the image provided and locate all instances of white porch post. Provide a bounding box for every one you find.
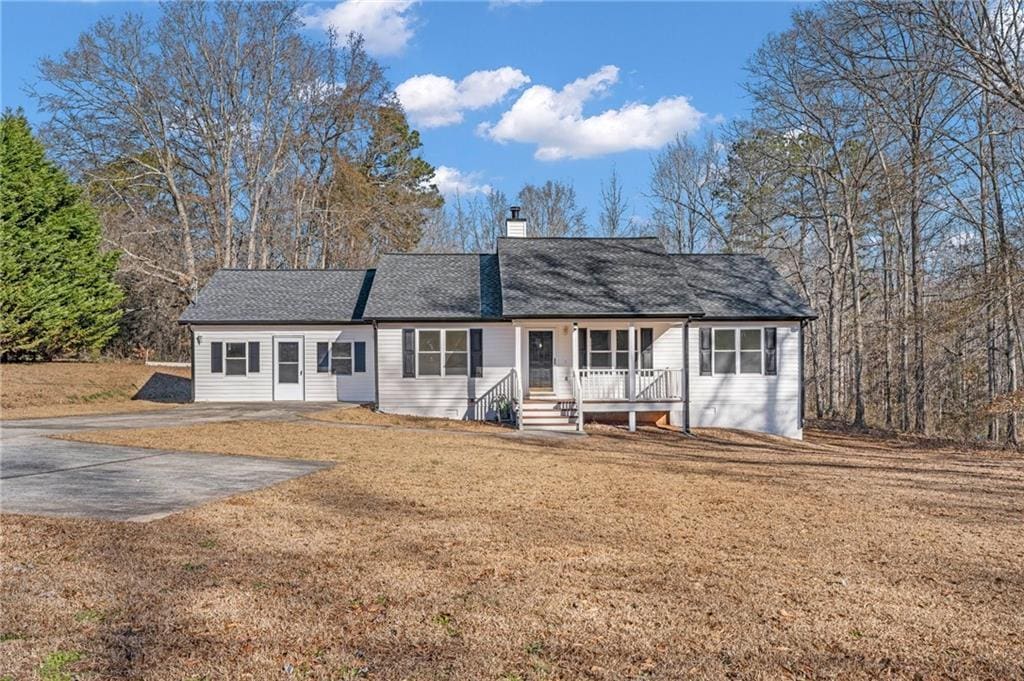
[514,324,523,430]
[571,323,582,432]
[571,323,579,371]
[628,321,636,432]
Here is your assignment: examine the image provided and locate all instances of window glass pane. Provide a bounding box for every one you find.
[445,352,467,375]
[331,342,351,359]
[226,342,246,358]
[278,342,298,363]
[591,330,610,351]
[714,329,735,351]
[616,330,629,351]
[740,351,761,374]
[278,363,299,383]
[419,352,441,376]
[740,329,761,351]
[419,331,441,352]
[615,351,630,369]
[591,352,612,369]
[225,358,247,376]
[332,358,352,375]
[445,330,467,352]
[714,351,736,374]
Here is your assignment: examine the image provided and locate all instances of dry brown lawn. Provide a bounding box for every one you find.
[2,416,1023,680]
[310,405,512,433]
[0,362,190,420]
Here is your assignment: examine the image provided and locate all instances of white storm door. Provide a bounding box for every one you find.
[273,337,304,400]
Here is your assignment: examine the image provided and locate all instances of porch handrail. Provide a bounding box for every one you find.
[635,367,682,401]
[571,368,584,432]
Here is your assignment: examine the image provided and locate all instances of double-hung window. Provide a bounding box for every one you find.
[587,329,635,370]
[712,329,763,375]
[225,342,247,376]
[331,342,352,375]
[416,329,468,377]
[444,330,468,376]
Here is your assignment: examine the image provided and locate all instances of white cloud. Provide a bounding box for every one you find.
[302,1,416,57]
[432,166,492,196]
[489,0,543,8]
[478,65,706,160]
[396,67,530,128]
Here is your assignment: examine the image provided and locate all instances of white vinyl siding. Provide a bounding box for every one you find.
[377,322,515,419]
[689,321,802,439]
[193,325,374,403]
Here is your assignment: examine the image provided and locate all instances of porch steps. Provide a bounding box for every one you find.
[520,396,579,432]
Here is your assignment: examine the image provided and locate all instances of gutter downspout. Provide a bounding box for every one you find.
[372,321,380,411]
[683,318,691,434]
[799,319,806,431]
[189,326,196,403]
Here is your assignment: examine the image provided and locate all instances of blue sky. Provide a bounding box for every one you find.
[1,1,800,229]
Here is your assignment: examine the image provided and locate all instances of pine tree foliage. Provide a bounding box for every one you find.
[1,111,123,359]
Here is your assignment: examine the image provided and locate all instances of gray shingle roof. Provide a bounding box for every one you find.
[179,269,374,324]
[671,254,816,319]
[362,253,503,320]
[497,237,704,318]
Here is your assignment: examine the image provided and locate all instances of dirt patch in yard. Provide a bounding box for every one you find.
[309,404,513,433]
[0,362,190,420]
[4,420,1023,679]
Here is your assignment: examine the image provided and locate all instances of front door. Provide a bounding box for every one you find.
[274,337,304,400]
[528,330,554,391]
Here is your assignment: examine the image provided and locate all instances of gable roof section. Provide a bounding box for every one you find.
[362,253,503,321]
[671,254,816,319]
[497,237,704,318]
[179,269,374,324]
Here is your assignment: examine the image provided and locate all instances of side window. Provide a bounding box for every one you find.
[331,341,352,376]
[444,330,468,376]
[418,330,441,376]
[739,329,762,374]
[225,342,247,376]
[317,342,330,373]
[713,329,736,374]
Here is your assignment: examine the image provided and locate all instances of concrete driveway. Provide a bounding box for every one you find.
[0,404,333,522]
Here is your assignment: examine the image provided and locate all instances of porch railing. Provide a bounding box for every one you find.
[510,367,523,430]
[576,368,683,401]
[571,369,584,432]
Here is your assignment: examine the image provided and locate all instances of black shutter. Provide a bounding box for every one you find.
[640,327,654,369]
[317,342,329,373]
[402,329,415,378]
[211,341,223,373]
[764,327,777,376]
[578,327,588,368]
[248,342,260,373]
[354,341,366,373]
[699,328,712,376]
[470,328,483,377]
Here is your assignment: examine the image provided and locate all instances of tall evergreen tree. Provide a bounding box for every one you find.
[1,111,123,359]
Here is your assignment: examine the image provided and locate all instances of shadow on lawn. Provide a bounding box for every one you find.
[132,372,191,404]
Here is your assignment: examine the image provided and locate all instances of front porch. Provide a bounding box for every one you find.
[511,319,688,432]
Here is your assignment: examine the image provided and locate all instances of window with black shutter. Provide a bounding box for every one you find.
[211,341,223,373]
[402,329,415,377]
[699,328,712,376]
[470,329,483,377]
[764,327,778,376]
[247,342,260,373]
[354,341,366,373]
[331,341,352,375]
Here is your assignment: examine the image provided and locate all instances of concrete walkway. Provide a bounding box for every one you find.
[0,404,333,522]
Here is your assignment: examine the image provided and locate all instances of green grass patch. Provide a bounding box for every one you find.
[38,650,82,681]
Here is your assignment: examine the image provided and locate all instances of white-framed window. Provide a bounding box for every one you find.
[588,329,634,370]
[712,328,763,375]
[225,342,247,376]
[444,329,468,376]
[416,329,470,377]
[331,341,352,376]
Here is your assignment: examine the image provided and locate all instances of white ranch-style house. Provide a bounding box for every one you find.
[180,210,816,437]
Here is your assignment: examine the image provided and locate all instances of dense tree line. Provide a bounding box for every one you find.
[35,1,439,359]
[424,1,1022,445]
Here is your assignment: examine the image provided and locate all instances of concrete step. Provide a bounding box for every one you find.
[521,422,580,432]
[521,416,577,426]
